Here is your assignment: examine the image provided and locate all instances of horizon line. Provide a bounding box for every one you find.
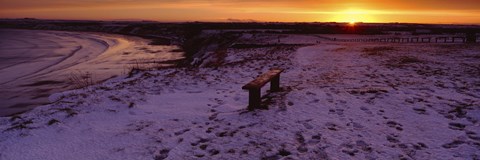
[2,17,480,26]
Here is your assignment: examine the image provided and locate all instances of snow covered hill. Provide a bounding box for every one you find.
[1,33,479,160]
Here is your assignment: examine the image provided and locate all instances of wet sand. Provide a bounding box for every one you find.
[0,29,183,116]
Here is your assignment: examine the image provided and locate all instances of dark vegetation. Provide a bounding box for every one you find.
[231,43,303,49]
[2,19,479,37]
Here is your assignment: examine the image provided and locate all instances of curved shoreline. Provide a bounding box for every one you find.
[0,29,184,116]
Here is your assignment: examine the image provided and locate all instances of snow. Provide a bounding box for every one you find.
[1,33,479,159]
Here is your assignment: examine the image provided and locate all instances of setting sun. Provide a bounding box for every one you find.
[328,9,377,23]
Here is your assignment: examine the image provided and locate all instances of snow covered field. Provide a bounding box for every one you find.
[0,29,183,116]
[0,33,479,159]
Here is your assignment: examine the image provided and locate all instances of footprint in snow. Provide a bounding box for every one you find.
[154,149,170,160]
[347,121,365,129]
[386,121,403,131]
[340,142,360,156]
[448,123,466,131]
[174,128,191,136]
[325,122,339,131]
[413,107,427,115]
[208,113,219,121]
[208,149,220,156]
[466,131,480,141]
[360,106,373,115]
[386,133,401,143]
[191,138,209,147]
[442,139,465,149]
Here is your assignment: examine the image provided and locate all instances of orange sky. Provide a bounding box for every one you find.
[0,0,479,24]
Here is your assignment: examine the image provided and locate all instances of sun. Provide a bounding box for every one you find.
[329,9,376,23]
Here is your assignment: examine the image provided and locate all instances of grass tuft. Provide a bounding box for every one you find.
[67,71,94,89]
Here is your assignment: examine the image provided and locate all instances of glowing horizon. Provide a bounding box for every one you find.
[0,0,479,24]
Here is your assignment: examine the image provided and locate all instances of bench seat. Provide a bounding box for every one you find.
[242,69,284,110]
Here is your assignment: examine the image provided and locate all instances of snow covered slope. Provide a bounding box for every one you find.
[0,34,479,159]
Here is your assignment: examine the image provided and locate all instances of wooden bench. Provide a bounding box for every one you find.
[242,69,284,110]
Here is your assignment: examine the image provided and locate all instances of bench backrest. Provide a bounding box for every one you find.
[242,69,283,90]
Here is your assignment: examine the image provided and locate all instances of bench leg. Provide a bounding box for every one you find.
[248,88,261,111]
[270,75,280,92]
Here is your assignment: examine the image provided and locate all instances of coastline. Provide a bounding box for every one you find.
[0,29,184,116]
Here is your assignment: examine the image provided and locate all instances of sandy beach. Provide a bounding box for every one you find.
[0,29,183,116]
